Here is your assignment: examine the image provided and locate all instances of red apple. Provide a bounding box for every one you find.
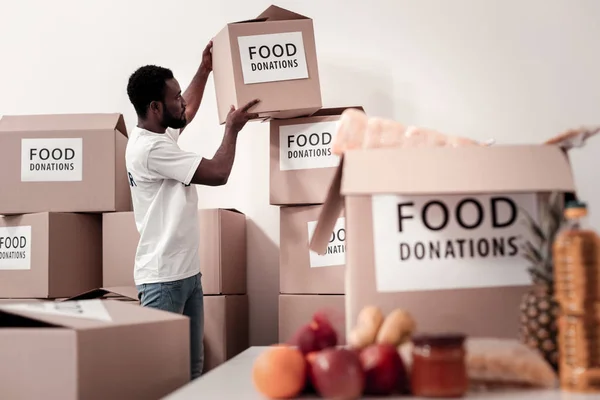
[312,312,338,348]
[308,348,365,399]
[359,344,409,395]
[289,312,338,355]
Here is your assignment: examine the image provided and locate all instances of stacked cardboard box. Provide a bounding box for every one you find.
[0,114,190,397]
[101,208,250,372]
[0,113,130,299]
[212,4,361,344]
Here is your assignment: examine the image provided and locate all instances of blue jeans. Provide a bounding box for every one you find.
[136,273,204,380]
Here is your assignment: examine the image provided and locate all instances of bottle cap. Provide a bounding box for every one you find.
[566,200,587,209]
[564,200,588,218]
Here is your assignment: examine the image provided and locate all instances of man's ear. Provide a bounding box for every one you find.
[149,101,162,115]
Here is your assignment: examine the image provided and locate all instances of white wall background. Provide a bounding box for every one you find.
[1,0,599,345]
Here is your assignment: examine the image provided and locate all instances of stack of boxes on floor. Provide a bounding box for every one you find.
[0,114,129,301]
[273,103,360,345]
[101,208,250,373]
[0,115,193,398]
[211,4,361,344]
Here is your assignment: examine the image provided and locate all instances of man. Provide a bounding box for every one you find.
[125,40,259,380]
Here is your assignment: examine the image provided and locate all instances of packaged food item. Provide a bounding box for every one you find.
[331,108,487,155]
[552,200,600,392]
[410,334,469,398]
[398,338,558,389]
[465,338,558,389]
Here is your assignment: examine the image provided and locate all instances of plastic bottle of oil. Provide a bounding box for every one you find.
[553,200,600,392]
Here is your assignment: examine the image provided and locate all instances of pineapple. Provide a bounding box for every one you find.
[518,191,565,372]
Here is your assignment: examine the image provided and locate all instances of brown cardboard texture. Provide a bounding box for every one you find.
[0,298,42,305]
[204,295,249,372]
[103,209,247,294]
[310,132,596,340]
[212,5,322,125]
[0,113,131,215]
[66,286,139,304]
[270,107,364,206]
[0,212,102,298]
[279,294,346,344]
[280,204,345,294]
[0,299,189,399]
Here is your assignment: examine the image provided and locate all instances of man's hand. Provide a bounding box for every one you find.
[226,99,260,133]
[180,39,213,133]
[200,40,213,75]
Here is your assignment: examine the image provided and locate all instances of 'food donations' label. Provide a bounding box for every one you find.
[0,226,32,270]
[371,193,538,292]
[307,217,346,268]
[238,32,309,84]
[279,121,340,171]
[21,138,83,182]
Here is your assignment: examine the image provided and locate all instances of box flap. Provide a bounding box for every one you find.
[0,113,128,137]
[310,106,365,118]
[342,144,575,195]
[65,286,138,302]
[308,156,346,255]
[256,5,309,21]
[0,299,115,329]
[544,126,599,150]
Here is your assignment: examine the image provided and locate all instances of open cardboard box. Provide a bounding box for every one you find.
[0,299,189,399]
[213,5,322,124]
[65,287,250,372]
[0,113,131,215]
[310,125,598,339]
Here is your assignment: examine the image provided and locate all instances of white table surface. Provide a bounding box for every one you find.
[162,346,598,400]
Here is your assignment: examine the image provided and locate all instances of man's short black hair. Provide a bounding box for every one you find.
[127,65,174,118]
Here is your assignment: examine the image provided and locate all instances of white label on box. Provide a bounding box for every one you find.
[21,138,83,182]
[0,226,32,270]
[0,299,113,322]
[279,121,341,171]
[307,217,346,268]
[237,32,309,85]
[371,193,538,292]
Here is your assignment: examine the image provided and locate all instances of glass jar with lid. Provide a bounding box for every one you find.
[411,333,468,397]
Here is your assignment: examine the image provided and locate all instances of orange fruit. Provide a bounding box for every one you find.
[252,344,306,399]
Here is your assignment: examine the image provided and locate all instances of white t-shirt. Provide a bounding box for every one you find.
[125,126,203,285]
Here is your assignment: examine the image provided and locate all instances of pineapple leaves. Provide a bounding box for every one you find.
[527,266,552,286]
[519,205,545,246]
[518,191,567,285]
[521,241,542,264]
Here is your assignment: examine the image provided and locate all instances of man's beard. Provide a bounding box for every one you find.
[161,106,187,130]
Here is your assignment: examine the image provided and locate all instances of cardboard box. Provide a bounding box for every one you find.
[0,212,102,298]
[0,298,41,305]
[213,5,322,125]
[270,107,363,206]
[280,205,345,294]
[278,294,345,344]
[66,287,249,373]
[103,209,247,294]
[310,138,590,338]
[0,113,131,215]
[204,295,249,372]
[0,299,189,399]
